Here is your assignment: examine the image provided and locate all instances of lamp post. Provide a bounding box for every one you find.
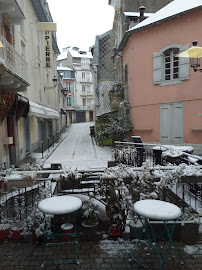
[176,40,202,72]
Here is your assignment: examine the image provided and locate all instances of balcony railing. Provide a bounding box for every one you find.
[0,34,29,83]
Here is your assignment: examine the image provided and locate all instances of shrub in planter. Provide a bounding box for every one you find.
[81,195,99,227]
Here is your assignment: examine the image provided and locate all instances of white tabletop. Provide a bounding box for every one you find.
[134,200,181,221]
[38,195,82,215]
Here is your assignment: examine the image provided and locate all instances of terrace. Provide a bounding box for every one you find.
[0,140,201,269]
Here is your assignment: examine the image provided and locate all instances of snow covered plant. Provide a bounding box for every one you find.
[19,162,42,184]
[61,169,87,188]
[82,194,99,226]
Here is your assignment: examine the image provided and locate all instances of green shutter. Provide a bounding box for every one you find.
[153,52,162,84]
[179,44,190,81]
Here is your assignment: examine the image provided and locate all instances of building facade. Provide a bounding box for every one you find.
[57,46,94,123]
[0,0,60,168]
[119,0,202,154]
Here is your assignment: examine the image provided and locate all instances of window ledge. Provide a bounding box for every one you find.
[134,129,153,131]
[191,129,202,131]
[160,80,182,86]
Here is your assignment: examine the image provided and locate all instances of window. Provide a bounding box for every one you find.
[20,21,25,35]
[67,97,71,106]
[153,44,190,86]
[82,85,86,93]
[21,41,26,59]
[87,85,90,94]
[164,48,179,81]
[82,98,86,107]
[82,72,85,79]
[65,83,71,92]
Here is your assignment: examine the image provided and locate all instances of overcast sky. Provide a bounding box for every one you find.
[47,0,114,52]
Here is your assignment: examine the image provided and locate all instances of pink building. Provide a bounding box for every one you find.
[119,0,202,154]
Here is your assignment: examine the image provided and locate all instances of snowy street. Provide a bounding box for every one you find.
[44,122,112,170]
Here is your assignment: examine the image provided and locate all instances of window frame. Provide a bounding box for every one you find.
[153,44,189,86]
[160,45,181,86]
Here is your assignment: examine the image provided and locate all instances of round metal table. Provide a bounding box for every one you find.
[38,195,82,268]
[129,199,183,270]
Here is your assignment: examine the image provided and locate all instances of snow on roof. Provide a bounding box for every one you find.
[57,67,73,71]
[69,47,93,59]
[128,0,202,33]
[57,50,68,61]
[124,11,153,17]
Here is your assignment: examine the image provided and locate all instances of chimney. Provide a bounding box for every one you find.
[139,6,145,22]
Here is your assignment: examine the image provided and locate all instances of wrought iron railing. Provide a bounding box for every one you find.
[0,34,29,83]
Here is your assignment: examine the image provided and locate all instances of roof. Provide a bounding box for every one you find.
[123,12,153,17]
[128,0,202,33]
[57,67,73,71]
[119,0,202,51]
[57,50,68,61]
[69,47,93,59]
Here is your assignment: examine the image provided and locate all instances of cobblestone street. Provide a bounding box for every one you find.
[0,237,202,270]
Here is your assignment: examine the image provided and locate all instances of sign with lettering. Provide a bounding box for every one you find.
[44,31,52,68]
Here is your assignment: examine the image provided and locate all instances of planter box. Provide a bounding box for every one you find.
[11,227,24,240]
[0,226,10,241]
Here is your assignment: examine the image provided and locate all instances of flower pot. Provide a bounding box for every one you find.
[129,220,142,239]
[81,222,98,241]
[11,227,24,240]
[0,225,10,240]
[110,224,123,237]
[61,223,74,239]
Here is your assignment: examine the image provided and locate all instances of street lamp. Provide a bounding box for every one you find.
[176,40,202,72]
[53,75,58,87]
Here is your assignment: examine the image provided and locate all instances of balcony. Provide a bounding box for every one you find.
[80,78,92,83]
[0,34,29,91]
[0,0,25,24]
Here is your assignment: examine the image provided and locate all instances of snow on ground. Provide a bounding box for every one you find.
[99,238,137,256]
[42,122,112,170]
[184,245,202,255]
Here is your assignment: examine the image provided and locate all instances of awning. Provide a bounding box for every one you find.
[29,101,60,119]
[41,105,60,119]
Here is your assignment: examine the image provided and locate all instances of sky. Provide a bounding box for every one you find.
[47,0,115,52]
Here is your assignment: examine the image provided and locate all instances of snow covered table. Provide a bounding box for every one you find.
[38,195,82,268]
[129,199,183,270]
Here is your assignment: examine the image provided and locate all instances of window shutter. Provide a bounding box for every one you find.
[153,52,162,84]
[179,44,190,80]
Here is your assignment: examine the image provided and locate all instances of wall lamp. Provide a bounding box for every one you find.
[44,76,58,90]
[53,76,58,87]
[176,40,202,72]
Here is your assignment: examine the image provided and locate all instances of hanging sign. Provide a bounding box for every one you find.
[44,30,52,68]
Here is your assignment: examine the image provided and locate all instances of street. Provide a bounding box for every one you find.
[44,122,112,170]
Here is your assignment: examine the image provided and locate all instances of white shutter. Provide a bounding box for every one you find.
[179,44,190,81]
[153,52,162,84]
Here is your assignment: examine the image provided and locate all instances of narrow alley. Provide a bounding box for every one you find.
[43,122,112,170]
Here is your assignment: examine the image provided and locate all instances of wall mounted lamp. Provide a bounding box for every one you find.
[176,40,202,72]
[53,75,58,87]
[44,76,58,90]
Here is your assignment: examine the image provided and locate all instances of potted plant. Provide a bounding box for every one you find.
[81,194,99,241]
[81,195,99,227]
[11,219,24,240]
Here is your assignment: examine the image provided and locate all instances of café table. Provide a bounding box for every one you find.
[129,199,183,270]
[38,195,82,268]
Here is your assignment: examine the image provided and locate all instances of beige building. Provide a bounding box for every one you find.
[0,0,60,168]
